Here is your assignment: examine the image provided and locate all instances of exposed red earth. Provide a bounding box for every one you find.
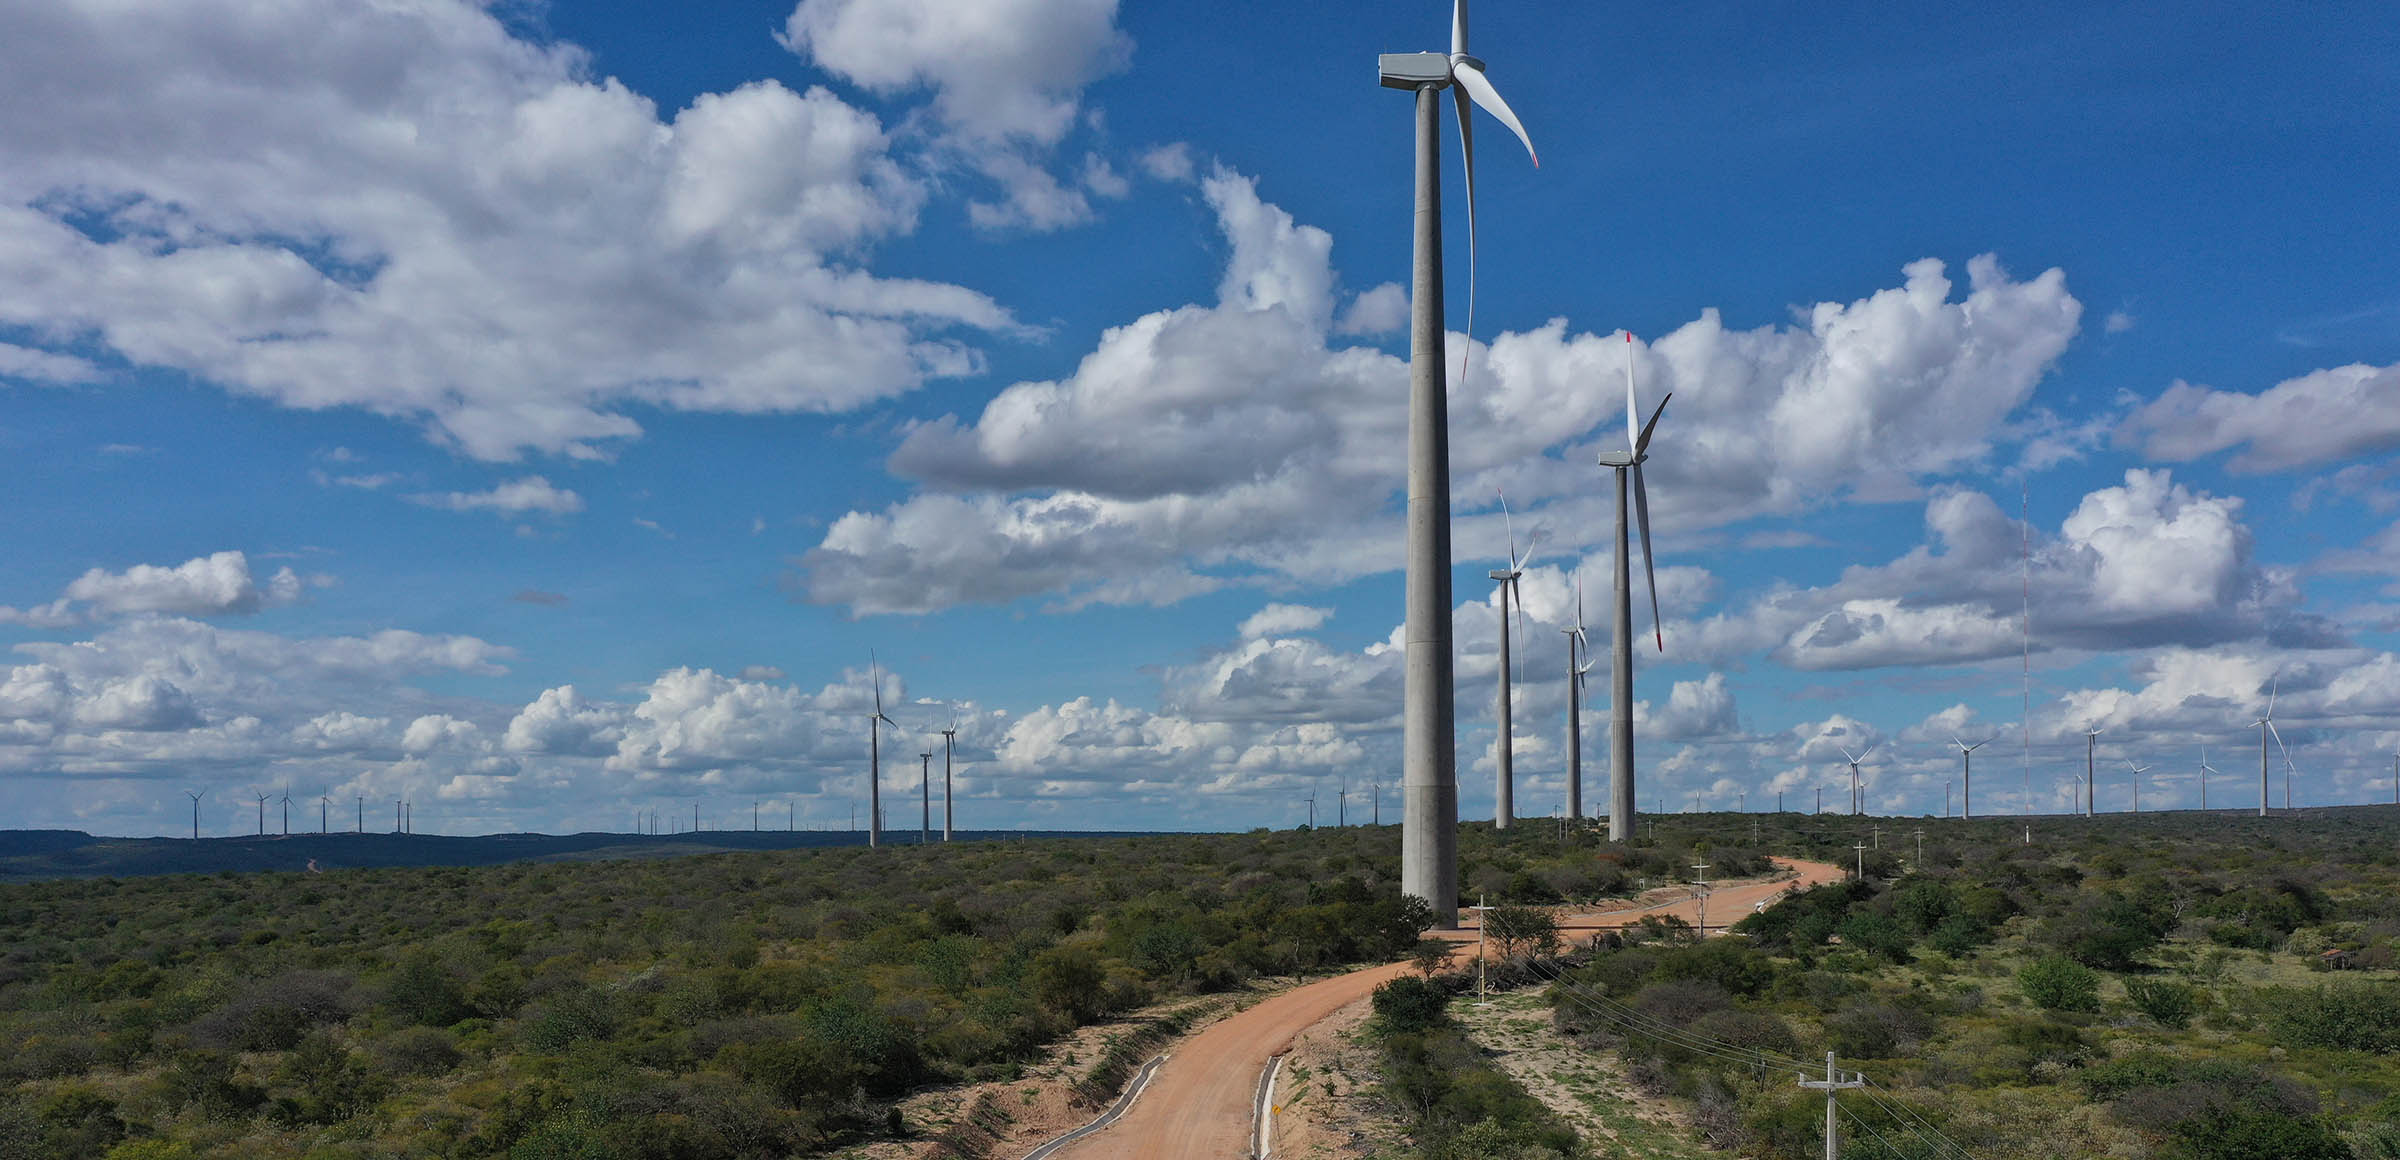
[1051,856,1845,1159]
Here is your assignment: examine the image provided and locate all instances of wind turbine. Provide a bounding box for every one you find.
[1379,0,1540,926]
[919,751,933,844]
[940,713,958,842]
[2083,728,2103,817]
[1488,491,1537,830]
[2199,745,2216,811]
[254,792,268,836]
[1563,570,1594,820]
[318,793,327,834]
[2125,758,2149,814]
[1597,332,1671,841]
[865,653,895,847]
[1839,745,1875,816]
[278,787,291,836]
[2250,678,2289,817]
[1952,735,1996,819]
[184,788,206,839]
[1302,784,1318,830]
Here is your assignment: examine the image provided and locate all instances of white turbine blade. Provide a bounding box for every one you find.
[1636,393,1673,456]
[1623,331,1639,453]
[1951,734,1966,750]
[1573,567,1585,632]
[1497,488,1515,569]
[2265,676,2278,719]
[1860,743,1876,762]
[1838,745,1859,765]
[1633,462,1662,651]
[1452,60,1537,167]
[1453,82,1479,396]
[2267,720,2292,767]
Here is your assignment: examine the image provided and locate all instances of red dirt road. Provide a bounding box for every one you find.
[1051,856,1844,1159]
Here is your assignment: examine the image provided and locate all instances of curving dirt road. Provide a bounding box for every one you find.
[1050,856,1844,1159]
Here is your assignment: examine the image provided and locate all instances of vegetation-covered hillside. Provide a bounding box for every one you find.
[1531,807,2400,1159]
[0,822,1726,1160]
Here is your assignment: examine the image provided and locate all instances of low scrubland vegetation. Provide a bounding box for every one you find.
[0,821,1736,1159]
[1520,807,2400,1159]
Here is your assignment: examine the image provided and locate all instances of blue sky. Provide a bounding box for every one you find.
[3,0,2397,837]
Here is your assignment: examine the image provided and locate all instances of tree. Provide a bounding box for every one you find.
[1484,906,1559,960]
[2019,954,2101,1013]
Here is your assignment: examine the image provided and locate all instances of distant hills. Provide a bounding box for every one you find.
[0,827,1130,881]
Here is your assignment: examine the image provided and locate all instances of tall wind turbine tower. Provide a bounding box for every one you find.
[919,751,933,844]
[1598,333,1670,841]
[865,653,896,847]
[184,788,206,839]
[2083,729,2103,816]
[1563,571,1593,820]
[2126,758,2149,814]
[1839,745,1874,816]
[2250,679,2287,817]
[1378,0,1538,925]
[254,792,268,836]
[1952,735,1995,819]
[2199,745,2216,811]
[279,788,291,836]
[318,793,328,834]
[1488,493,1535,829]
[940,717,958,842]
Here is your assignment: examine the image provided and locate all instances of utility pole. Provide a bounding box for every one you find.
[1870,825,1881,850]
[1852,843,1867,881]
[1797,1052,1865,1160]
[1692,862,1710,934]
[1913,829,1925,873]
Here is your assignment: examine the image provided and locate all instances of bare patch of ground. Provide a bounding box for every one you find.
[1266,992,1410,1160]
[1450,988,1715,1160]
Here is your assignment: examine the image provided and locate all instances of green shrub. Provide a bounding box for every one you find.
[2125,978,2199,1028]
[1370,976,1451,1037]
[2019,955,2101,1013]
[2262,983,2400,1053]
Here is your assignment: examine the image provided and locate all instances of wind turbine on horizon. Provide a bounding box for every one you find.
[2126,757,2149,814]
[254,791,268,836]
[278,787,291,837]
[1488,491,1537,830]
[1598,332,1671,842]
[2199,745,2217,811]
[1562,570,1594,821]
[1379,0,1539,927]
[1952,735,1997,819]
[940,713,958,843]
[1839,744,1875,816]
[184,788,206,839]
[919,750,933,844]
[2250,678,2290,817]
[2083,728,2103,817]
[866,653,895,847]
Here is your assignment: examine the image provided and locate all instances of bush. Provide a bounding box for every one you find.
[2125,978,2199,1028]
[2019,955,2101,1013]
[2262,983,2400,1053]
[1370,976,1452,1037]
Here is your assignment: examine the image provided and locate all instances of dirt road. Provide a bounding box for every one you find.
[1050,856,1843,1159]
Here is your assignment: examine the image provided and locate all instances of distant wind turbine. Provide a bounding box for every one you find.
[919,751,933,844]
[2125,758,2149,814]
[254,792,268,836]
[940,712,958,842]
[2250,678,2289,817]
[2199,745,2216,811]
[1598,332,1671,841]
[184,788,206,840]
[1488,491,1538,830]
[278,787,291,837]
[866,652,895,847]
[1562,570,1594,820]
[2083,728,2103,817]
[1839,744,1875,816]
[1379,0,1540,927]
[1952,735,1997,819]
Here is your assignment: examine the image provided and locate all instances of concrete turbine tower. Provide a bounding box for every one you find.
[1597,333,1671,841]
[1378,0,1539,927]
[184,788,206,840]
[1839,745,1875,816]
[2249,678,2289,817]
[2083,729,2103,816]
[865,653,896,847]
[1488,491,1538,830]
[2199,745,2216,811]
[940,714,958,843]
[919,751,933,844]
[1562,570,1594,820]
[1952,735,1996,819]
